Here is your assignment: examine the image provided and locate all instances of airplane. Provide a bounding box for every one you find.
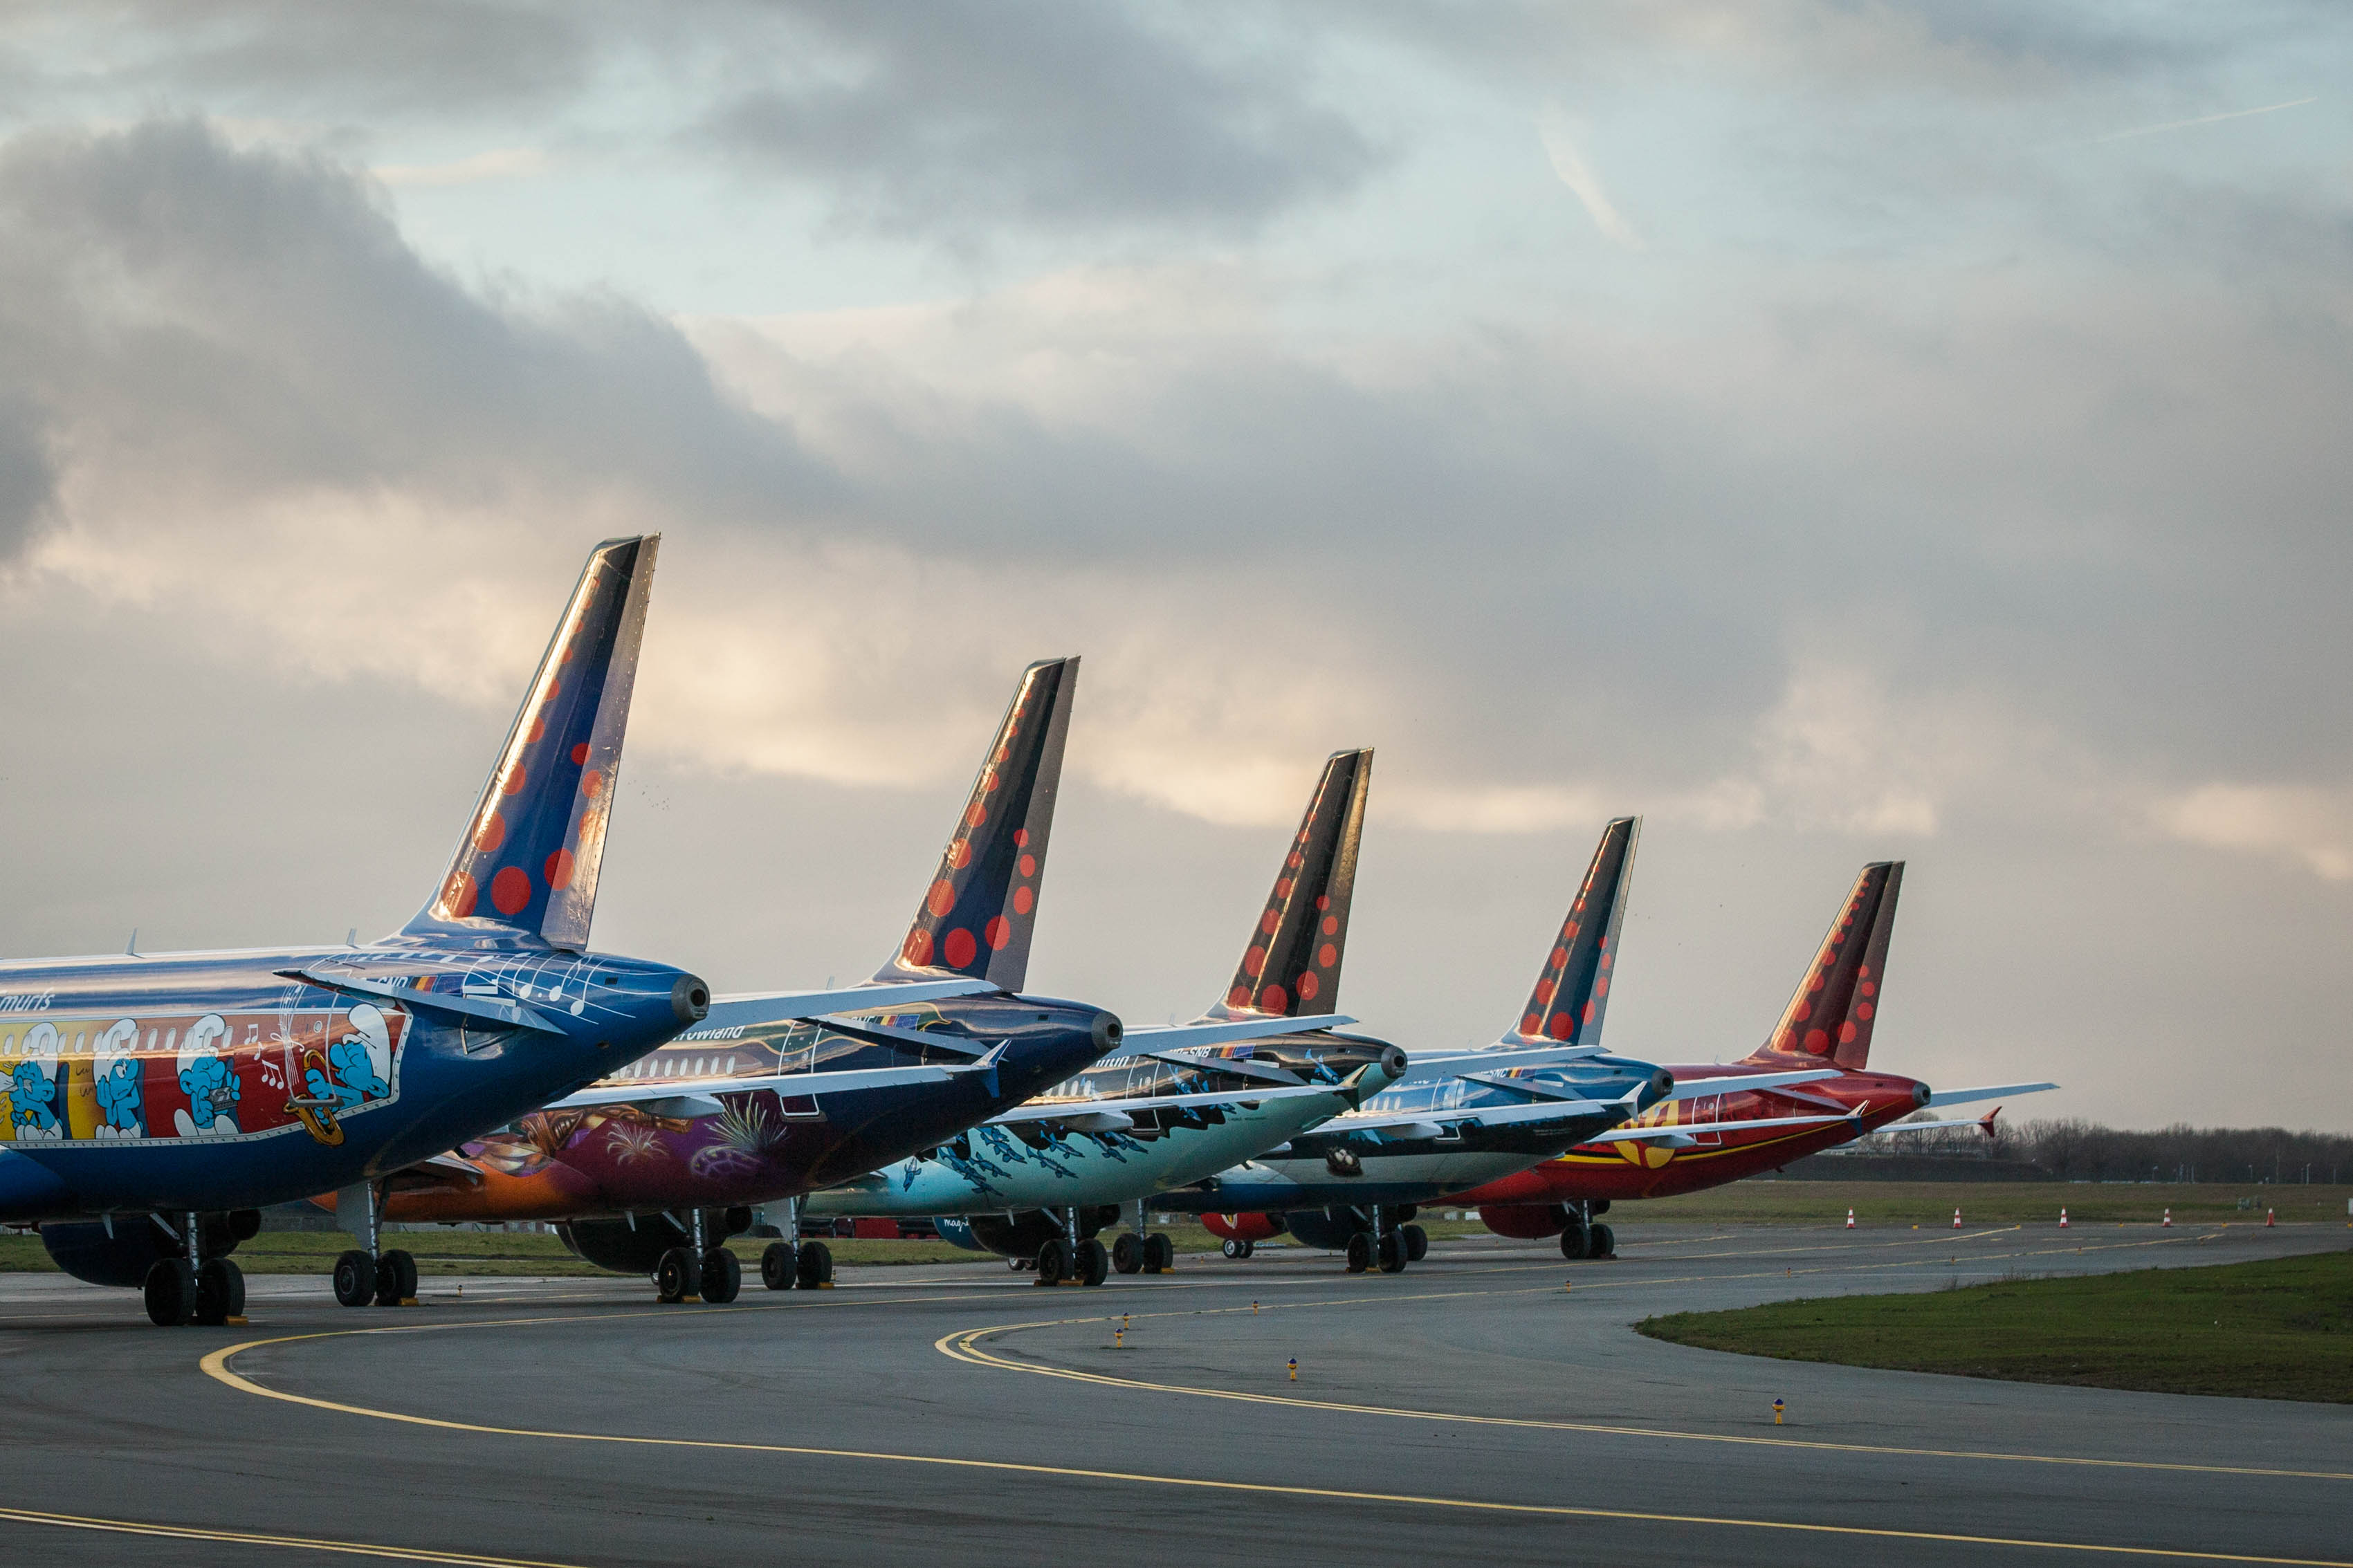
[807,749,1409,1286]
[0,535,709,1325]
[1150,816,1674,1273]
[348,658,1134,1304]
[1440,860,2056,1257]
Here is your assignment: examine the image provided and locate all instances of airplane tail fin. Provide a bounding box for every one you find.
[1749,861,1904,1069]
[1504,816,1640,1045]
[405,535,659,948]
[1212,748,1373,1020]
[874,657,1079,993]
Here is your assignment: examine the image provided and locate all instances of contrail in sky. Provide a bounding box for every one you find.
[1539,102,1642,250]
[2096,96,2317,143]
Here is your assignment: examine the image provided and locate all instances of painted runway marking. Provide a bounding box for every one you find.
[935,1278,2353,1485]
[197,1317,2353,1566]
[0,1504,588,1565]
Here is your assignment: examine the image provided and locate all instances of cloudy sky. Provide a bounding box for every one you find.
[0,1,2346,1130]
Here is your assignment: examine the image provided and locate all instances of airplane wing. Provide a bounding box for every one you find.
[1923,1081,2057,1109]
[1587,1112,1851,1147]
[699,977,1000,1033]
[546,1049,1007,1114]
[1386,1043,1607,1087]
[1658,1069,1844,1102]
[986,1080,1351,1132]
[1121,1015,1355,1051]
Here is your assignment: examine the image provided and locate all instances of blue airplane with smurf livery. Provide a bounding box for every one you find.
[0,536,713,1325]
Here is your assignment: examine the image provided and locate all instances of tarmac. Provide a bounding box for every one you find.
[0,1219,2345,1567]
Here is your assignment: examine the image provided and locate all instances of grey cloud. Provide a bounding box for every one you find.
[698,1,1381,237]
[0,396,54,559]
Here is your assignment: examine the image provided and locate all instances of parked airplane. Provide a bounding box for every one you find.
[354,658,1138,1304]
[1447,861,2056,1256]
[1153,817,1672,1273]
[809,749,1407,1285]
[0,536,709,1325]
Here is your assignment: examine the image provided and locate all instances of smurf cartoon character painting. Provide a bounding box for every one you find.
[174,1014,241,1138]
[8,1022,65,1141]
[92,1018,145,1138]
[308,1004,393,1112]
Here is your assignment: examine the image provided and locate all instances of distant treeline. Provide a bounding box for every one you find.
[1837,1118,2353,1184]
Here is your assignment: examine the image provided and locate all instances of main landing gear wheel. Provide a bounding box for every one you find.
[374,1248,418,1306]
[194,1258,245,1325]
[701,1248,742,1304]
[1376,1232,1407,1273]
[1344,1233,1372,1274]
[1077,1237,1110,1287]
[795,1240,833,1289]
[1588,1222,1615,1258]
[656,1246,703,1303]
[1560,1225,1592,1262]
[1221,1237,1256,1260]
[1402,1224,1427,1263]
[1144,1233,1175,1272]
[1034,1238,1068,1286]
[1111,1233,1144,1275]
[144,1258,197,1327]
[760,1242,798,1291]
[333,1249,378,1308]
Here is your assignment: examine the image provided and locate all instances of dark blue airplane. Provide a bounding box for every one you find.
[0,536,708,1325]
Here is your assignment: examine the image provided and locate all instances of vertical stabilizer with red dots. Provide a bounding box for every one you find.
[1746,861,1903,1070]
[873,657,1079,993]
[1211,748,1373,1020]
[404,535,659,949]
[1503,816,1640,1046]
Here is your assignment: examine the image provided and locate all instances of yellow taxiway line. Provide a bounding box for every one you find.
[0,1504,588,1565]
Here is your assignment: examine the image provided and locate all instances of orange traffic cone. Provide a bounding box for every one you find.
[2059,1208,2069,1228]
[2162,1209,2172,1227]
[1951,1208,1962,1229]
[1845,1209,1856,1229]
[2266,1208,2276,1227]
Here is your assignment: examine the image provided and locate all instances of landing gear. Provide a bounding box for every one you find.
[1112,1233,1144,1274]
[655,1246,702,1302]
[1144,1233,1174,1273]
[1035,1237,1069,1286]
[374,1249,417,1307]
[333,1249,378,1307]
[1076,1237,1110,1287]
[1344,1233,1371,1274]
[1588,1222,1615,1258]
[1402,1224,1427,1263]
[701,1247,742,1304]
[761,1242,798,1290]
[194,1257,245,1325]
[796,1240,833,1289]
[144,1258,197,1326]
[1561,1201,1612,1261]
[1376,1231,1407,1273]
[1221,1237,1255,1260]
[1561,1224,1590,1260]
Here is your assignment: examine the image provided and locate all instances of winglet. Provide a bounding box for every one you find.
[404,535,659,948]
[1503,816,1640,1045]
[874,656,1079,992]
[1211,748,1373,1020]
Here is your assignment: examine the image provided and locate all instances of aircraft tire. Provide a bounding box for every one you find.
[1344,1234,1371,1274]
[194,1258,244,1325]
[144,1258,197,1327]
[1402,1224,1428,1262]
[656,1246,702,1303]
[1560,1224,1591,1262]
[333,1249,378,1308]
[796,1241,832,1289]
[1035,1239,1068,1286]
[1221,1237,1243,1260]
[1145,1233,1175,1272]
[760,1242,798,1290]
[375,1249,417,1306]
[1112,1233,1144,1274]
[1077,1238,1110,1286]
[701,1248,742,1304]
[1589,1223,1615,1258]
[1376,1233,1407,1273]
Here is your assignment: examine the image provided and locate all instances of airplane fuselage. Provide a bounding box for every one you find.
[0,941,700,1220]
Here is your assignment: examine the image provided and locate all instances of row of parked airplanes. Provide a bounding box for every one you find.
[0,537,2053,1325]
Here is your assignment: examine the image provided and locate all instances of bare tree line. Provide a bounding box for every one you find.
[1850,1117,2353,1183]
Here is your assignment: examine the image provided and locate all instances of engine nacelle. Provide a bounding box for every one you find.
[37,1210,257,1287]
[1201,1212,1285,1244]
[1279,1207,1371,1251]
[1478,1203,1573,1240]
[964,1206,1118,1260]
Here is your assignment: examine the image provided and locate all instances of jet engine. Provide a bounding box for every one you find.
[39,1210,259,1287]
[1277,1207,1371,1251]
[558,1208,751,1275]
[964,1205,1119,1260]
[1201,1212,1285,1244]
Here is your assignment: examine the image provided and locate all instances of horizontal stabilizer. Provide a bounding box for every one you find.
[1324,1089,1644,1138]
[1133,1051,1306,1087]
[701,977,998,1033]
[1389,1042,1605,1087]
[1923,1081,2057,1109]
[1590,1112,1850,1144]
[284,968,564,1034]
[1659,1068,1842,1103]
[547,1053,1009,1114]
[1126,1014,1354,1052]
[1874,1112,2005,1136]
[988,1080,1350,1126]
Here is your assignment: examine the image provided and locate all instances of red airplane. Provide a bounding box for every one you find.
[1446,860,2052,1257]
